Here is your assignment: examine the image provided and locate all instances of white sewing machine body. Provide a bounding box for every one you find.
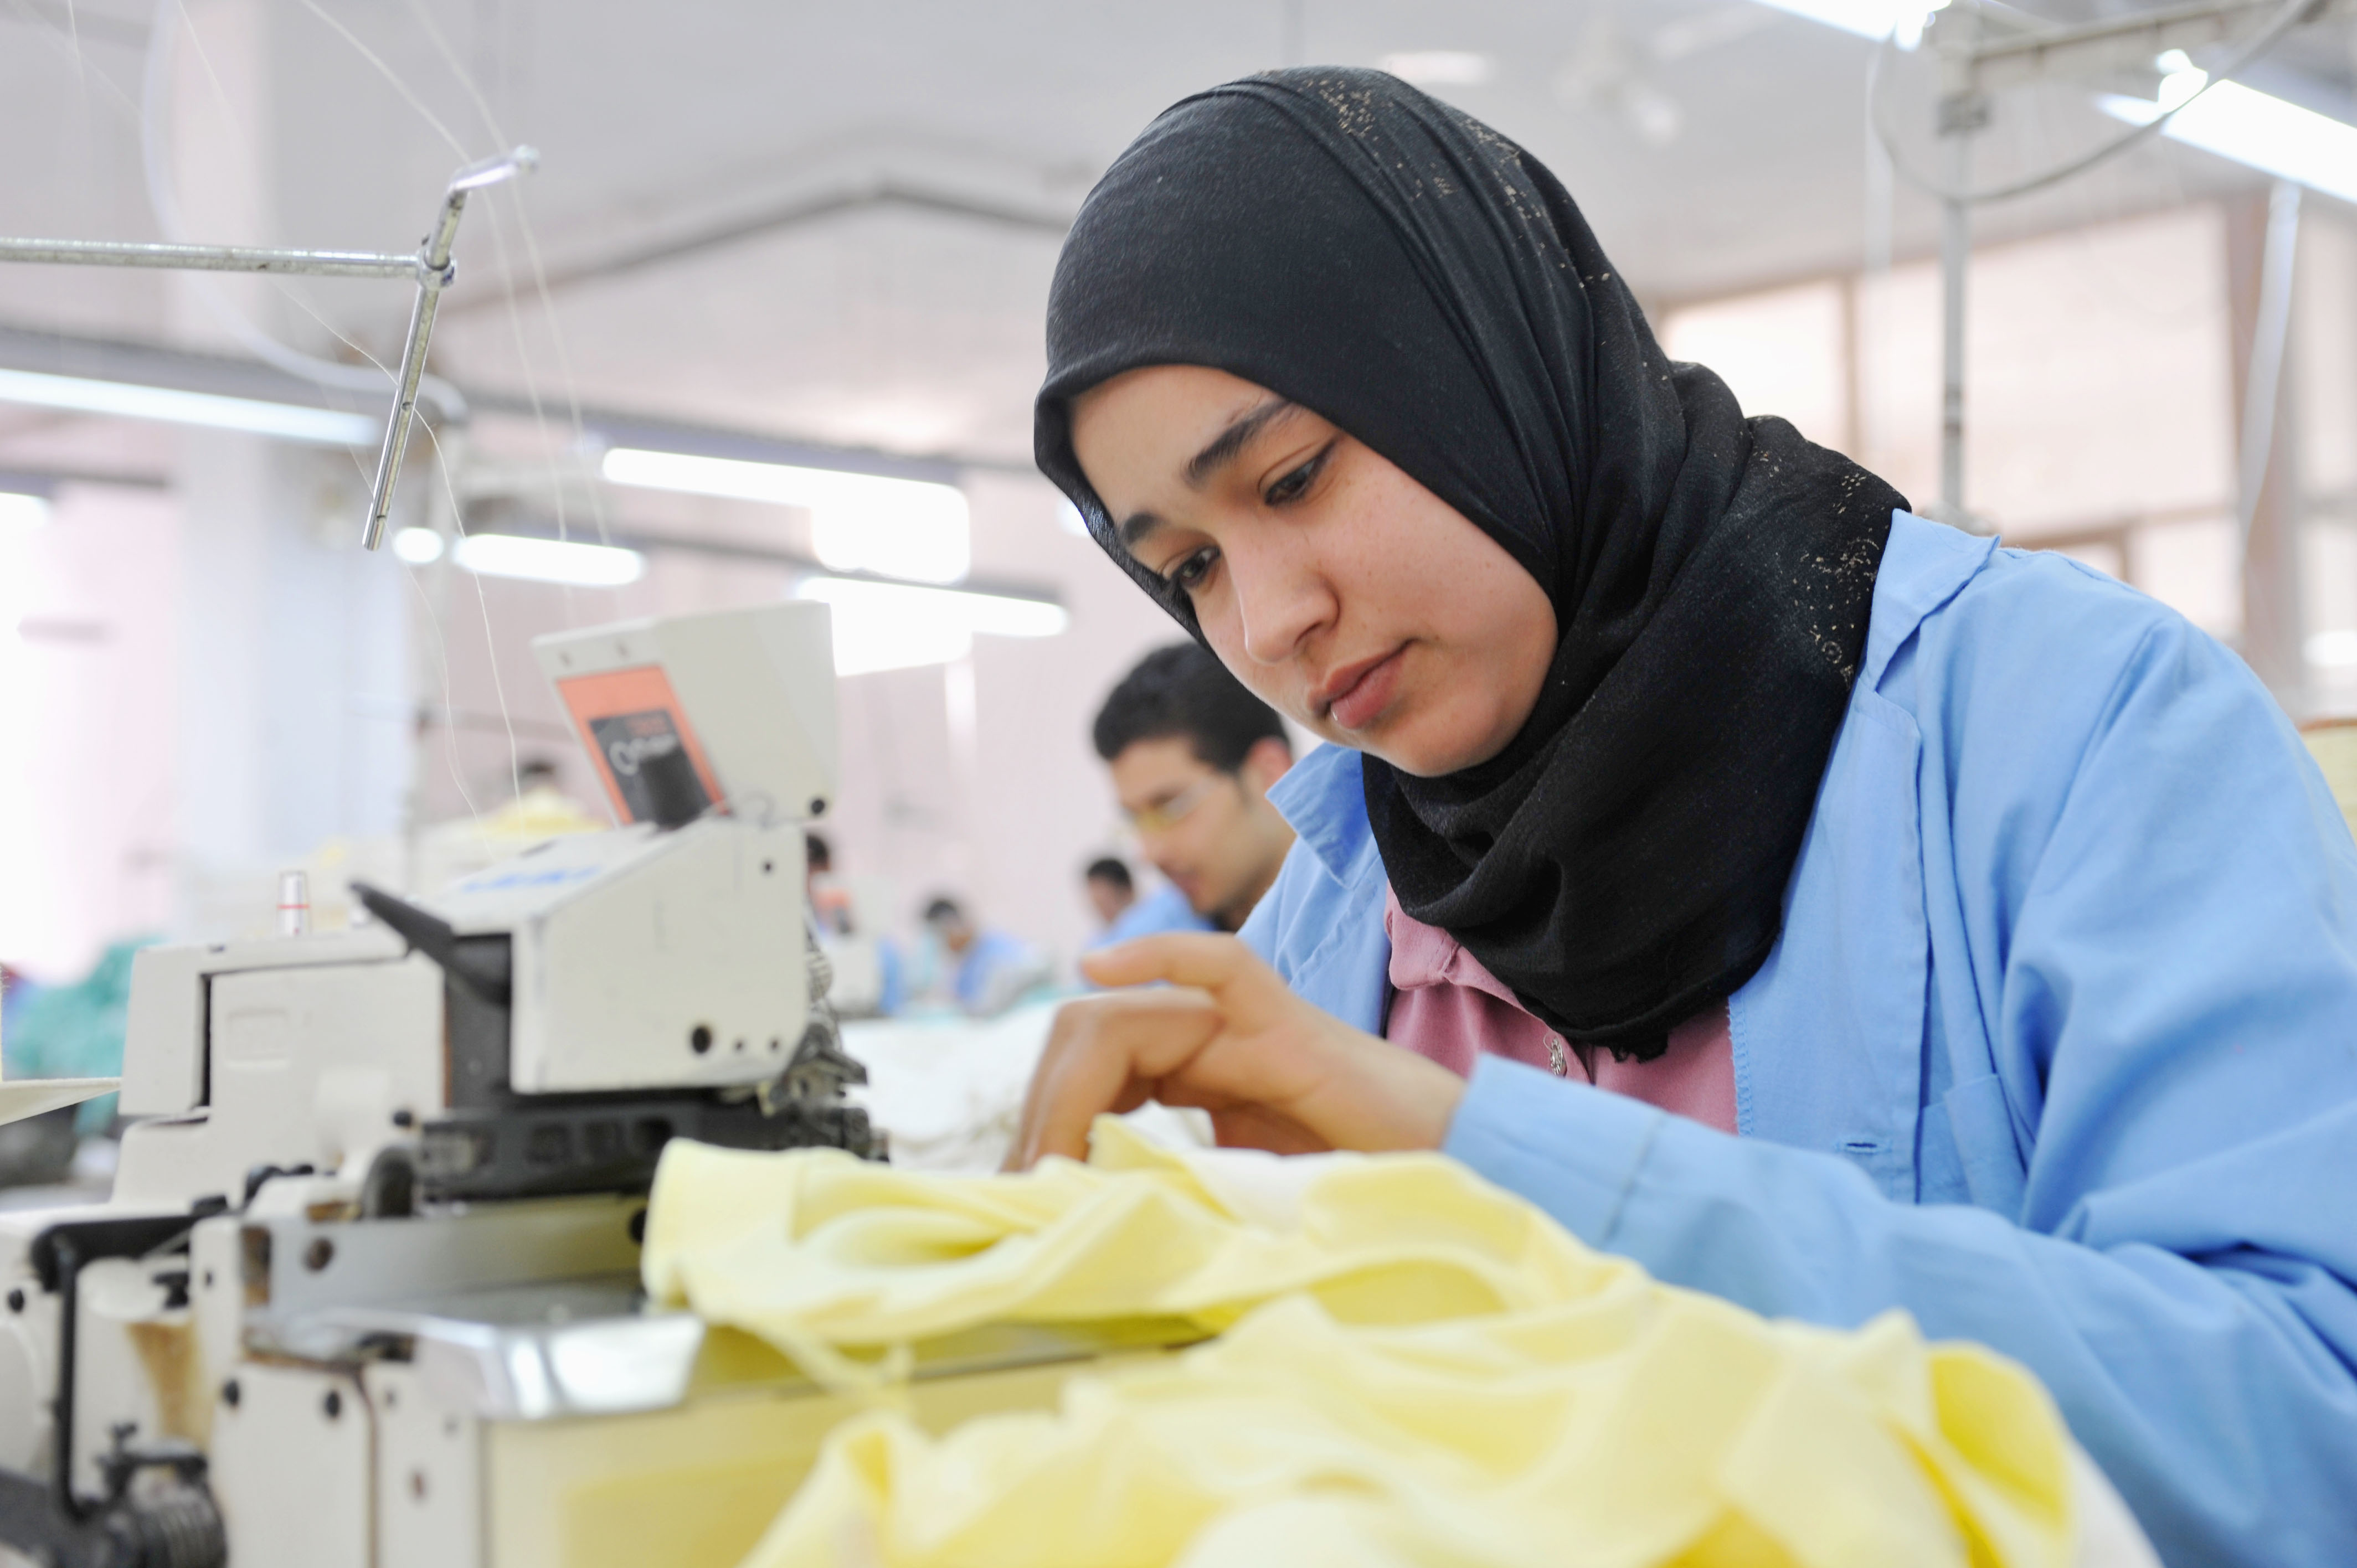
[0,602,987,1568]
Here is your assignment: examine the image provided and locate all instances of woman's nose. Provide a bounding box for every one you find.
[1232,538,1334,667]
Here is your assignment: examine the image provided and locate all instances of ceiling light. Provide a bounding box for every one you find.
[0,492,45,655]
[793,575,1069,678]
[0,366,380,446]
[392,527,445,565]
[600,447,970,584]
[452,532,646,587]
[2309,630,2357,668]
[1749,0,1946,45]
[0,490,49,540]
[2100,79,2357,205]
[1379,51,1495,86]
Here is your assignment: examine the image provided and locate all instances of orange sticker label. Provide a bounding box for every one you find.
[556,666,724,826]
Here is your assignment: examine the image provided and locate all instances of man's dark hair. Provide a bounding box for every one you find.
[805,832,833,873]
[1092,643,1286,772]
[1084,857,1134,892]
[923,895,965,925]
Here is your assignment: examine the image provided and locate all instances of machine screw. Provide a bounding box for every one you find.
[304,1237,335,1272]
[221,1379,240,1409]
[4,1290,21,1314]
[690,1024,713,1054]
[809,797,826,816]
[391,1108,415,1128]
[322,1390,342,1420]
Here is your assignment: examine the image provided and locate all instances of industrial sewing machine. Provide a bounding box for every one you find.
[0,602,1123,1568]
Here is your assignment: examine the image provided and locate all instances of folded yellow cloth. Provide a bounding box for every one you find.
[644,1121,2073,1568]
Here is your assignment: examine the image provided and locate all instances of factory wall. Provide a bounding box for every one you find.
[0,483,180,978]
[1664,200,2357,712]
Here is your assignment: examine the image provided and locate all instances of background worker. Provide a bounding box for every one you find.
[806,832,902,1016]
[1082,857,1137,931]
[922,896,1049,1017]
[1090,643,1295,943]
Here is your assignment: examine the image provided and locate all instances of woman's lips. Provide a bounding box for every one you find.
[1325,646,1406,732]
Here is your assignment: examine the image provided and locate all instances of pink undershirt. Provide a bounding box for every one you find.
[1381,886,1738,1135]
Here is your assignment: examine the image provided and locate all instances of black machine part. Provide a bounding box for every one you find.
[349,881,510,1008]
[357,881,882,1199]
[1,1218,229,1568]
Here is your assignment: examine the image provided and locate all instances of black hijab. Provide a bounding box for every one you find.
[1035,69,1905,1059]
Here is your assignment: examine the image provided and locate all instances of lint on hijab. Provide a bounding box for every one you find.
[1034,68,1906,1060]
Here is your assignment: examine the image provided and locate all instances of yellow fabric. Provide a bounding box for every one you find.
[2300,723,2357,835]
[644,1120,2074,1568]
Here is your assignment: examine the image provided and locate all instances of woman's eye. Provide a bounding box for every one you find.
[1164,548,1218,593]
[1263,443,1332,507]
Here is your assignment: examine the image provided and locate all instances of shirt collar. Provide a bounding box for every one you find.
[1265,742,1375,884]
[1861,509,1996,688]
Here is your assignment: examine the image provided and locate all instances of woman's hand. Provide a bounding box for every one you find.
[1005,932,1466,1169]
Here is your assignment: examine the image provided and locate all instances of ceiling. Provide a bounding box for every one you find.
[0,0,2349,473]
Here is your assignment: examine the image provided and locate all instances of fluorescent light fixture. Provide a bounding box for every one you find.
[392,527,445,564]
[2309,630,2357,668]
[0,367,379,446]
[600,447,970,584]
[1751,0,1946,45]
[0,492,44,653]
[1058,499,1090,537]
[452,532,645,587]
[794,575,1069,678]
[0,491,49,541]
[1378,51,1495,86]
[2101,75,2357,206]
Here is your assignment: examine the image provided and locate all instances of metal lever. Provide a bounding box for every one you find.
[361,145,538,550]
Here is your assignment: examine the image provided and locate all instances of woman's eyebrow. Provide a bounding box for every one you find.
[1115,398,1301,553]
[1185,398,1297,488]
[1117,509,1166,553]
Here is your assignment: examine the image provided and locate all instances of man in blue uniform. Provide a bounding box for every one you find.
[1089,643,1295,944]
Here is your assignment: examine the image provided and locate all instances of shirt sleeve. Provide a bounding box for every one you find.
[1445,606,2357,1568]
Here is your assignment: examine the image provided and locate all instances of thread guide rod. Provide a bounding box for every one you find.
[0,145,538,550]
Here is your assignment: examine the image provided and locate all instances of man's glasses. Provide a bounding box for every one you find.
[1125,772,1229,834]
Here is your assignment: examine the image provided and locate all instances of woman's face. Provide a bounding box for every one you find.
[1070,365,1557,777]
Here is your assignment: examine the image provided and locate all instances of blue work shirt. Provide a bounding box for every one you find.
[951,930,1041,1012]
[1241,511,2357,1568]
[1090,883,1216,951]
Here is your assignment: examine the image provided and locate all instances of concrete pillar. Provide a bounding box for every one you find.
[165,0,413,930]
[2228,188,2307,707]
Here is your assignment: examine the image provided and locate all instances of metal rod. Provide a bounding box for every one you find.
[1939,190,1969,525]
[2,144,536,552]
[0,236,420,278]
[361,146,537,551]
[1929,3,1987,531]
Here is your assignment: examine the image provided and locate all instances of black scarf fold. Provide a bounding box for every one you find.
[1036,69,1904,1059]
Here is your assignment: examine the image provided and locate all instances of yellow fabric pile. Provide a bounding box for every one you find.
[644,1121,2075,1568]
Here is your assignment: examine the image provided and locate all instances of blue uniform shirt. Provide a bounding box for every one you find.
[1241,512,2357,1568]
[951,930,1041,1012]
[1090,882,1216,950]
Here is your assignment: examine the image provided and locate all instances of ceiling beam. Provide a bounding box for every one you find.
[442,174,1075,312]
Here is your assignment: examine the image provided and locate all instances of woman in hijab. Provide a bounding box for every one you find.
[1013,69,2354,1567]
